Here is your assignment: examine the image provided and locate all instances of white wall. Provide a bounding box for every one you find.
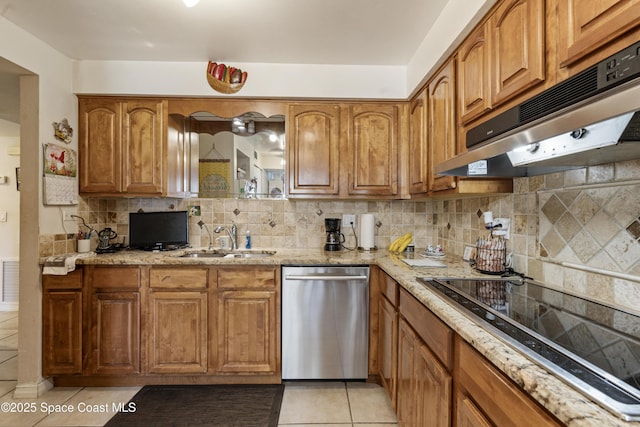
[74,61,407,99]
[0,15,76,398]
[71,1,497,100]
[0,119,20,258]
[0,17,77,235]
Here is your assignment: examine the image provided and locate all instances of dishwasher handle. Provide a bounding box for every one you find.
[284,274,368,281]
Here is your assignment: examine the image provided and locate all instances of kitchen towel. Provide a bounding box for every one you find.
[359,213,376,250]
[42,252,94,275]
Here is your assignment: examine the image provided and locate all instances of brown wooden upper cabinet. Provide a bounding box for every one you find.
[79,96,188,197]
[557,0,640,68]
[408,89,428,196]
[287,103,341,197]
[458,22,492,125]
[428,59,457,193]
[458,0,545,125]
[347,104,399,197]
[287,102,401,198]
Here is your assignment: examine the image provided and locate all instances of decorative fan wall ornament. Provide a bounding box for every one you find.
[206,61,247,94]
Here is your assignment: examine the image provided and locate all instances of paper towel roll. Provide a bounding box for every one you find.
[359,214,375,250]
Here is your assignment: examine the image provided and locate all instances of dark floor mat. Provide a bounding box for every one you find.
[105,384,284,427]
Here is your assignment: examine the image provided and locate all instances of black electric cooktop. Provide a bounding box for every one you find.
[417,276,640,421]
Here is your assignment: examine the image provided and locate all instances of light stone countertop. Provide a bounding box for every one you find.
[65,247,638,426]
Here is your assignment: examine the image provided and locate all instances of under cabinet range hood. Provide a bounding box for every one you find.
[436,40,640,177]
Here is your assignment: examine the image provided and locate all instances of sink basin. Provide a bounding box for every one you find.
[231,252,276,258]
[180,252,227,258]
[179,250,276,259]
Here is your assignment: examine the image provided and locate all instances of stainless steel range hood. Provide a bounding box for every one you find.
[435,41,640,177]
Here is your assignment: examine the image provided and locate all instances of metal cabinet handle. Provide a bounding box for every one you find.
[284,275,368,281]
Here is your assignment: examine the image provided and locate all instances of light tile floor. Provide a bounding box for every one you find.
[0,311,397,426]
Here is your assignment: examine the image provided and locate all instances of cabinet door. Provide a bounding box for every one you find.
[409,90,428,195]
[122,100,165,194]
[79,98,122,193]
[287,104,341,196]
[428,60,458,192]
[416,343,452,427]
[491,0,545,105]
[148,291,208,373]
[90,291,140,375]
[455,391,493,427]
[216,290,278,374]
[347,104,398,196]
[458,24,491,124]
[396,318,418,426]
[42,291,82,375]
[558,0,640,67]
[378,295,398,409]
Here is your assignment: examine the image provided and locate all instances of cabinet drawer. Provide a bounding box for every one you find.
[42,269,83,289]
[150,267,209,289]
[456,337,561,426]
[217,267,277,289]
[90,266,140,290]
[399,288,453,370]
[380,273,398,306]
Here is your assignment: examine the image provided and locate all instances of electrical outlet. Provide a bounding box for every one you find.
[0,211,6,222]
[342,214,356,227]
[493,218,511,239]
[63,211,74,221]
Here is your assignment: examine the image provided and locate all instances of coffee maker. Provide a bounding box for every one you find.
[324,218,344,251]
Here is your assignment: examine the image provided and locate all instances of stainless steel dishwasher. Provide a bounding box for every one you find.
[281,265,369,380]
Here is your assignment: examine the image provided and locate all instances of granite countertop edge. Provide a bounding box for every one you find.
[43,248,635,426]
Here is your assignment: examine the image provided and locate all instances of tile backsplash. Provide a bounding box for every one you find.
[40,159,640,313]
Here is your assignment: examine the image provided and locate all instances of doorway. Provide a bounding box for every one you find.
[0,57,41,397]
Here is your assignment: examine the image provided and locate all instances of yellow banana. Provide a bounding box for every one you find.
[389,233,412,252]
[397,235,413,253]
[388,236,402,252]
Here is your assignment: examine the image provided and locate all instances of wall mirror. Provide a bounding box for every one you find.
[186,111,286,199]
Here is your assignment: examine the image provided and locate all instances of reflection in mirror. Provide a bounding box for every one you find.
[189,112,285,199]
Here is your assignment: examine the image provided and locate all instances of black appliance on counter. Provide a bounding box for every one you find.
[324,218,344,251]
[129,211,189,251]
[417,276,640,421]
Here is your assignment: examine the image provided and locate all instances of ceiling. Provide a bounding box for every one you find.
[0,0,449,65]
[0,0,452,124]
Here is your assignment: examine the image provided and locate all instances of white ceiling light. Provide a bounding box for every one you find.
[182,0,200,7]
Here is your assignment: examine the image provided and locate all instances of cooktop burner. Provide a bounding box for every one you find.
[417,276,640,421]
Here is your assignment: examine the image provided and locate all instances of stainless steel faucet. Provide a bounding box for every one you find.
[197,220,213,250]
[214,222,238,250]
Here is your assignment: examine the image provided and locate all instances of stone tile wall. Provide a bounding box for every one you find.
[40,159,640,313]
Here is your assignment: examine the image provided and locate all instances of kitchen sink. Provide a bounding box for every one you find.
[230,252,276,258]
[179,250,276,258]
[180,252,227,258]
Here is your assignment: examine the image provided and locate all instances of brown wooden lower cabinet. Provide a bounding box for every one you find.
[42,265,280,385]
[43,270,84,376]
[455,392,493,427]
[90,291,140,375]
[378,293,398,409]
[454,337,561,427]
[415,343,452,427]
[396,317,452,427]
[375,272,562,427]
[215,290,278,374]
[148,291,208,374]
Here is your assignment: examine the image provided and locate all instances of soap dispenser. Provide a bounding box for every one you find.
[245,230,251,249]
